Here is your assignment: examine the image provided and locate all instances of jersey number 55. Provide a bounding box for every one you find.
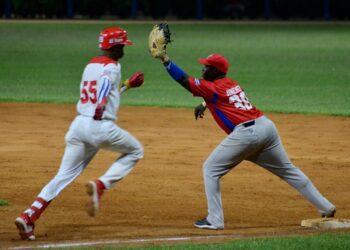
[80,80,97,104]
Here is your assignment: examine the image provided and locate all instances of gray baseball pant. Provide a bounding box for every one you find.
[204,115,335,228]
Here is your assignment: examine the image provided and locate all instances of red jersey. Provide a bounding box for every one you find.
[189,77,263,134]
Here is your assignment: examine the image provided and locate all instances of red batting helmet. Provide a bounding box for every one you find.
[98,27,133,50]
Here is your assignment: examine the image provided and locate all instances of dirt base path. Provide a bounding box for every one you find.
[1,103,349,248]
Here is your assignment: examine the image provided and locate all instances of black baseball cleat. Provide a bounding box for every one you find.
[321,207,336,218]
[194,218,223,230]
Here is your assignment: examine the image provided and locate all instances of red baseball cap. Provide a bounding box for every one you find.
[198,54,229,74]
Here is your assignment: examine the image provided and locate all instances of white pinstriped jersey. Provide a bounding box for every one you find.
[77,56,122,121]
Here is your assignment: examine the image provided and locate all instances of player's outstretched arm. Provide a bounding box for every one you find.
[163,60,191,92]
[148,23,191,92]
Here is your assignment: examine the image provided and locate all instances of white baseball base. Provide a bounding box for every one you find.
[301,218,350,229]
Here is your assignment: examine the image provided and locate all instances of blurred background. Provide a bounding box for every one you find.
[1,0,349,21]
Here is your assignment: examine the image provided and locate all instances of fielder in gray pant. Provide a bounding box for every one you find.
[204,115,335,229]
[153,50,336,230]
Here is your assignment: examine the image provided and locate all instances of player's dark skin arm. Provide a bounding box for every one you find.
[163,58,226,119]
[176,75,191,92]
[163,59,191,92]
[163,59,224,93]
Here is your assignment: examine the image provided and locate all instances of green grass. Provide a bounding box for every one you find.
[122,233,350,250]
[0,22,349,115]
[0,199,9,206]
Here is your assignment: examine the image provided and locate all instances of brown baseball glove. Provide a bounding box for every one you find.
[148,23,171,62]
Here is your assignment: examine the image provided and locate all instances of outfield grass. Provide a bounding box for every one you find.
[0,22,349,115]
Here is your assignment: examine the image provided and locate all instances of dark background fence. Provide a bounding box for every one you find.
[1,0,350,21]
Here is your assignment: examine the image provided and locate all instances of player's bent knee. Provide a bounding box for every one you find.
[133,144,144,161]
[203,160,216,178]
[203,160,210,173]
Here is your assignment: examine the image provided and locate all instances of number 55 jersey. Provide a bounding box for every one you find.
[188,77,263,134]
[77,56,122,121]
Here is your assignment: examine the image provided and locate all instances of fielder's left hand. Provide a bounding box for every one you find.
[194,102,207,120]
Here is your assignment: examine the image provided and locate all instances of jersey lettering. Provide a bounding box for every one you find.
[229,91,253,110]
[80,80,97,104]
[226,85,242,96]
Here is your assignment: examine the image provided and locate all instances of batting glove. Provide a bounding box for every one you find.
[194,102,207,120]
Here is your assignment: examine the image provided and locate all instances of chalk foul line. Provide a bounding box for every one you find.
[9,234,243,249]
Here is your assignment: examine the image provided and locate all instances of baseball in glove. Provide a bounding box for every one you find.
[148,23,171,62]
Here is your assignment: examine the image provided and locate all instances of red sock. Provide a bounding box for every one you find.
[95,180,106,197]
[96,179,106,190]
[24,197,51,224]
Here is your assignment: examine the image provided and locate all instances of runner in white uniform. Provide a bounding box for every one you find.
[14,27,144,241]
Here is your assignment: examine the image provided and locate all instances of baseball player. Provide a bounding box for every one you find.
[154,52,336,230]
[15,27,144,240]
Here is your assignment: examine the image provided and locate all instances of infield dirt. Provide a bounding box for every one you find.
[1,103,349,248]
